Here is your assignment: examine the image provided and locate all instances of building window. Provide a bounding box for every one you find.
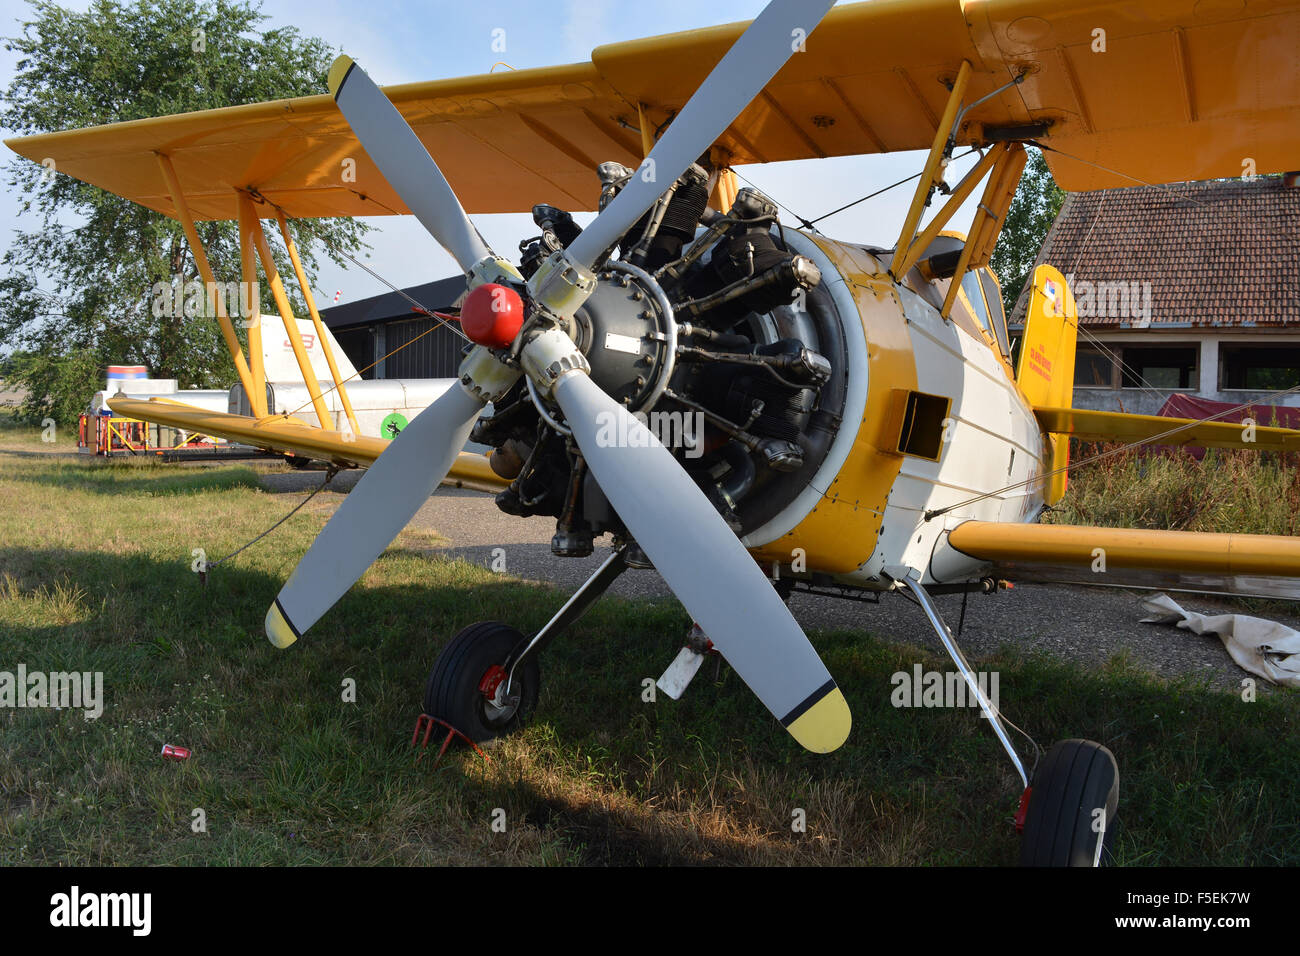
[1120,346,1196,389]
[1074,346,1116,388]
[1072,344,1197,389]
[1221,345,1300,391]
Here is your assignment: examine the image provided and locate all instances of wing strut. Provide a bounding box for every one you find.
[155,152,261,414]
[275,208,360,435]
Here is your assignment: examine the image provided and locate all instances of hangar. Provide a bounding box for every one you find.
[321,274,467,380]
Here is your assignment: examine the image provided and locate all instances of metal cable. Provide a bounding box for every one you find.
[201,467,336,577]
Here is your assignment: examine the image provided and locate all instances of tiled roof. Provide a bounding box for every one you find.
[1009,176,1300,331]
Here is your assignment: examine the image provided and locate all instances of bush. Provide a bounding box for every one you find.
[5,349,102,427]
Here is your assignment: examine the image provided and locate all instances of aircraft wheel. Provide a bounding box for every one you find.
[423,621,539,744]
[1019,739,1119,867]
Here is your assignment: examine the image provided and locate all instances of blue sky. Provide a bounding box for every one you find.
[0,0,988,310]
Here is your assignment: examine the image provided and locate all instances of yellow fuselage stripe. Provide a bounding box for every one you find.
[751,237,918,574]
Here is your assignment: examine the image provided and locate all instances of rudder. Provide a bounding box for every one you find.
[1016,265,1077,505]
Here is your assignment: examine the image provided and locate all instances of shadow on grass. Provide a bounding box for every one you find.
[0,448,82,459]
[3,546,1299,865]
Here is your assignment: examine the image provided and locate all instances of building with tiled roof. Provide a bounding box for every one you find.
[1009,174,1300,414]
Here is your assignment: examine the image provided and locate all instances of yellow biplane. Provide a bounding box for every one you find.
[8,0,1300,865]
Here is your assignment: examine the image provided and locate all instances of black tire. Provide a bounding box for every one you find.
[1019,739,1120,867]
[423,622,539,744]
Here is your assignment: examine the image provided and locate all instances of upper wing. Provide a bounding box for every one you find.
[964,0,1300,190]
[8,0,1298,219]
[1034,406,1300,452]
[107,396,507,494]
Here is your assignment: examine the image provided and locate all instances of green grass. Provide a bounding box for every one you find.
[1,448,1298,865]
[0,406,79,453]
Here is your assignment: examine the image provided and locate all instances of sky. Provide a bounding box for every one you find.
[0,0,989,313]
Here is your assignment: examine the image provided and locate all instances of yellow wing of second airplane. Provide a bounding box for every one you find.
[107,396,507,494]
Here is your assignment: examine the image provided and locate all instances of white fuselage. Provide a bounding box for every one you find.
[743,232,1047,588]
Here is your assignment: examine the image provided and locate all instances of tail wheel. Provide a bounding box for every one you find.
[1019,739,1120,867]
[423,621,539,744]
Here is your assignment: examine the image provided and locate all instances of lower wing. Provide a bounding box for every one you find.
[947,521,1300,601]
[105,396,507,494]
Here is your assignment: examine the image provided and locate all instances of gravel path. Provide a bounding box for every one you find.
[259,468,1297,697]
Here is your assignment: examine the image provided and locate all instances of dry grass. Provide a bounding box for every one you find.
[1050,443,1300,536]
[0,407,78,454]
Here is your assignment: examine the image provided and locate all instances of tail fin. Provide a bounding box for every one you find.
[1015,265,1077,504]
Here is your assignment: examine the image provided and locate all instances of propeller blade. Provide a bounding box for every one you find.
[567,0,836,270]
[265,383,485,647]
[550,370,850,752]
[328,55,491,273]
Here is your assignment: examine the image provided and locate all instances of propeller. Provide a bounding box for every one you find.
[268,0,849,752]
[327,55,491,273]
[549,370,848,751]
[267,61,526,647]
[567,0,833,270]
[265,382,488,648]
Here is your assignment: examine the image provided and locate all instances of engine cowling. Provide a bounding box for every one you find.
[471,182,850,556]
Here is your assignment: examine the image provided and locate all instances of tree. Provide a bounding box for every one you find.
[3,349,101,427]
[0,0,369,425]
[990,147,1066,311]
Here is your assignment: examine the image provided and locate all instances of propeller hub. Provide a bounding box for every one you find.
[461,282,525,349]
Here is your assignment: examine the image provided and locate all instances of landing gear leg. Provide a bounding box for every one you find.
[502,544,629,689]
[885,565,1120,867]
[886,565,1029,787]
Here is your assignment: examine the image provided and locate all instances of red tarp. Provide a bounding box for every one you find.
[1159,392,1300,428]
[1157,392,1300,458]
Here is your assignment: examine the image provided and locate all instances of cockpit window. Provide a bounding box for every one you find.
[961,271,992,335]
[978,270,1011,358]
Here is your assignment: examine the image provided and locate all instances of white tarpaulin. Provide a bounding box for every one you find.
[1139,594,1300,689]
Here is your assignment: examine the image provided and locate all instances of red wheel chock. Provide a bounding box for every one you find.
[1014,786,1032,834]
[411,713,492,769]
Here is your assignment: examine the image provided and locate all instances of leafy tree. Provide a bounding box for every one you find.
[4,348,101,427]
[990,147,1066,312]
[0,0,369,424]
